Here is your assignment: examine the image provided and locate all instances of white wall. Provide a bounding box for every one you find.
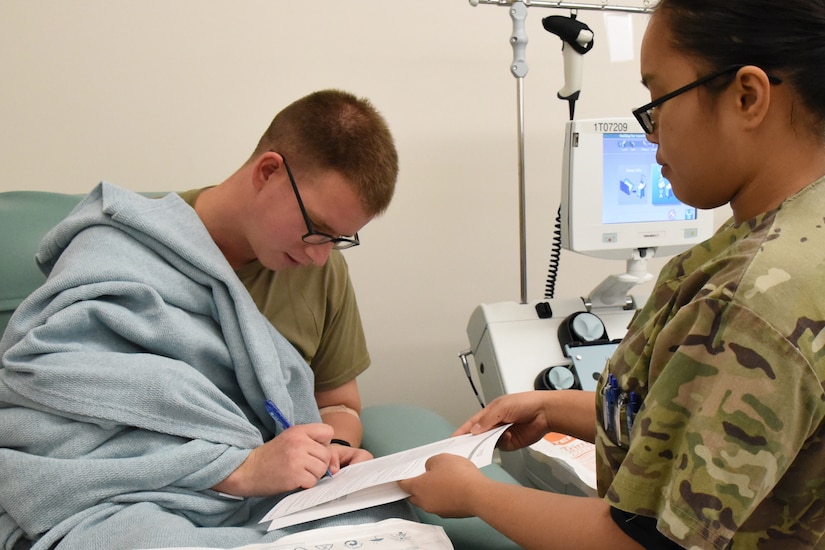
[0,1,727,426]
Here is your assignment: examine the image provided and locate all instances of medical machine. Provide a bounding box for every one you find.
[560,117,715,310]
[462,0,714,497]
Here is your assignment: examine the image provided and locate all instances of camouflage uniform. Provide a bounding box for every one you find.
[595,176,825,549]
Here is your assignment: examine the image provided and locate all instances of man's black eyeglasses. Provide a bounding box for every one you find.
[281,155,360,250]
[632,64,783,134]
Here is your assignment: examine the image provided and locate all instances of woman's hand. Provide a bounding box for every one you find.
[454,390,598,449]
[396,453,489,518]
[453,391,554,451]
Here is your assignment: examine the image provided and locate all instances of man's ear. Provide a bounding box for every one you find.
[733,66,773,130]
[251,151,284,191]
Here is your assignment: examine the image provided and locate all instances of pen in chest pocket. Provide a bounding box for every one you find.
[602,376,642,446]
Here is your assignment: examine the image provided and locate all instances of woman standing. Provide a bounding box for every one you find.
[399,1,825,548]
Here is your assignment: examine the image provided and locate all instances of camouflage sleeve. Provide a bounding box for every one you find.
[602,297,825,549]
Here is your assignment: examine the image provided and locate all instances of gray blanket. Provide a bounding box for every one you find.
[0,183,411,549]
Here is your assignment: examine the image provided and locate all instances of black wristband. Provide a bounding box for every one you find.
[331,438,352,447]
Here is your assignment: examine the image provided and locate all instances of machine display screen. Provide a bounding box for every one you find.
[601,132,697,225]
[560,118,715,261]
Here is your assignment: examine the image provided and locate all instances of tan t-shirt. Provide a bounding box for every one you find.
[177,188,370,392]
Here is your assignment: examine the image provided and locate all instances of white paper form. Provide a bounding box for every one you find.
[261,424,510,530]
[141,518,453,550]
[273,518,453,549]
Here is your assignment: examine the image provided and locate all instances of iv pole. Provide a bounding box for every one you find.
[510,2,529,304]
[470,0,655,13]
[470,0,654,304]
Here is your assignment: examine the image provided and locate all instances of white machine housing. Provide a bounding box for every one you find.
[465,297,645,495]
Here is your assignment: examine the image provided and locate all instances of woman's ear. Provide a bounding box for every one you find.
[734,66,773,130]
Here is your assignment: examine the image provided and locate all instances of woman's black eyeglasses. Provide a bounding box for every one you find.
[632,64,783,134]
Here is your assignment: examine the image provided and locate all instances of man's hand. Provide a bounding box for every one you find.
[329,442,373,471]
[213,423,334,497]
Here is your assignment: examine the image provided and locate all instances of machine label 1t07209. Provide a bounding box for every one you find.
[592,120,630,133]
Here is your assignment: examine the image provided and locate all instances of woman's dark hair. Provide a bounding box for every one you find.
[655,0,825,131]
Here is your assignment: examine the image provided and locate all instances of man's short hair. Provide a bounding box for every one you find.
[252,89,398,216]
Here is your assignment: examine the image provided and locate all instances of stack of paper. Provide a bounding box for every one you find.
[261,424,510,530]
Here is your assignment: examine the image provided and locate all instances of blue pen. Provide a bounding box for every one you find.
[264,399,292,431]
[264,399,333,478]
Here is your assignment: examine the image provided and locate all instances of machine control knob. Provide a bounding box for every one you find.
[558,311,609,352]
[571,312,606,342]
[535,365,578,390]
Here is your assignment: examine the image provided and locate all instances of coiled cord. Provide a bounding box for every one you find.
[544,205,563,299]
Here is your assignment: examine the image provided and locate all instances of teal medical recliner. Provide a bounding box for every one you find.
[0,190,523,550]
